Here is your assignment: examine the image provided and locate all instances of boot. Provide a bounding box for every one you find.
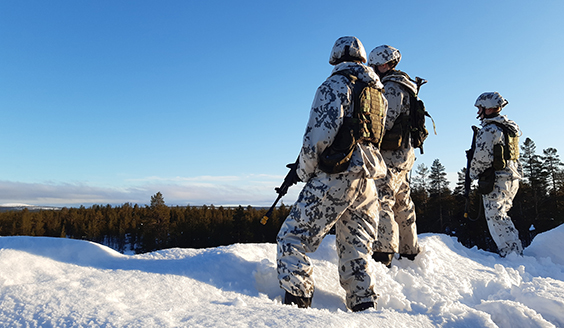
[372,252,394,268]
[284,291,312,309]
[399,253,417,261]
[351,301,376,312]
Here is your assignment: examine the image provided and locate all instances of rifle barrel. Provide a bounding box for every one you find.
[261,193,282,225]
[261,157,299,225]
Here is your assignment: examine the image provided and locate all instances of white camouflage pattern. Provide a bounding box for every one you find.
[474,92,508,109]
[374,70,420,255]
[277,171,380,309]
[470,114,523,257]
[277,59,387,310]
[482,174,523,257]
[469,115,522,181]
[296,62,386,183]
[368,45,401,67]
[380,71,417,170]
[374,167,419,254]
[329,36,367,65]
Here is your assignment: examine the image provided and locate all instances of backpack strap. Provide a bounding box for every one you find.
[487,121,512,145]
[330,70,366,132]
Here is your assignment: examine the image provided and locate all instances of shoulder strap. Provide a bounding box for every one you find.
[487,121,512,145]
[487,121,520,161]
[330,69,367,119]
[330,69,358,84]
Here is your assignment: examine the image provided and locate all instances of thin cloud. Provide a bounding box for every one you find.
[0,177,301,208]
[127,174,284,183]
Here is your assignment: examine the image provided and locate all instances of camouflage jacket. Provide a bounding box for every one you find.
[469,115,523,180]
[297,62,388,182]
[380,70,417,171]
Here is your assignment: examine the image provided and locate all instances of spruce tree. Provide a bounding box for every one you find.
[429,159,449,195]
[542,148,564,193]
[520,138,548,219]
[454,167,467,196]
[150,192,166,208]
[521,138,548,196]
[412,163,430,193]
[428,159,451,232]
[411,163,430,231]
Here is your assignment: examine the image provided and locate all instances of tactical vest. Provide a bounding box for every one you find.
[318,70,386,174]
[334,70,386,146]
[490,121,519,170]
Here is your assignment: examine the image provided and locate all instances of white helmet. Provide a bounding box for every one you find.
[368,45,401,67]
[474,92,508,109]
[329,36,367,65]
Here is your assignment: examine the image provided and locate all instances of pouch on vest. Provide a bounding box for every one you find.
[380,114,409,150]
[491,122,519,171]
[477,167,496,194]
[493,144,506,170]
[319,118,357,174]
[411,97,431,152]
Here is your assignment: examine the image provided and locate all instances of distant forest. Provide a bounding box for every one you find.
[1,137,563,255]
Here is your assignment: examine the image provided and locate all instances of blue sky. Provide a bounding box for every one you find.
[1,1,563,207]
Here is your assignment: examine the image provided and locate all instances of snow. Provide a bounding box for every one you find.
[1,225,563,327]
[0,204,61,211]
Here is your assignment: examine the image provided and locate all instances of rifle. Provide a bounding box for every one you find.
[415,77,428,94]
[464,125,480,220]
[261,157,300,225]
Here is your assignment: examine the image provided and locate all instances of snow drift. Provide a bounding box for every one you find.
[0,225,563,327]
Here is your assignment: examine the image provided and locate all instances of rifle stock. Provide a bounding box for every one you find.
[261,157,300,225]
[464,125,480,219]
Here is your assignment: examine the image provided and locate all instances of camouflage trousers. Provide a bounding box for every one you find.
[482,175,523,257]
[276,171,379,310]
[374,167,419,255]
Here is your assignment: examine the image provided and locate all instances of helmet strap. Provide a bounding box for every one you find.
[483,112,500,119]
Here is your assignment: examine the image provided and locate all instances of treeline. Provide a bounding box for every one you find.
[411,137,564,252]
[0,192,289,254]
[1,138,563,255]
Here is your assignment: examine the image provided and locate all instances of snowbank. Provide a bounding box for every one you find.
[0,225,563,327]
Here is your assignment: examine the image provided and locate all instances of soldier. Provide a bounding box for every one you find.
[469,92,523,257]
[276,36,388,312]
[367,45,420,267]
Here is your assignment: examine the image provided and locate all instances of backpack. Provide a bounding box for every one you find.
[380,76,435,154]
[318,70,387,174]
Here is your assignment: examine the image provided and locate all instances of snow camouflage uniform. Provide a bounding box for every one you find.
[276,37,388,311]
[470,94,523,257]
[373,70,420,258]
